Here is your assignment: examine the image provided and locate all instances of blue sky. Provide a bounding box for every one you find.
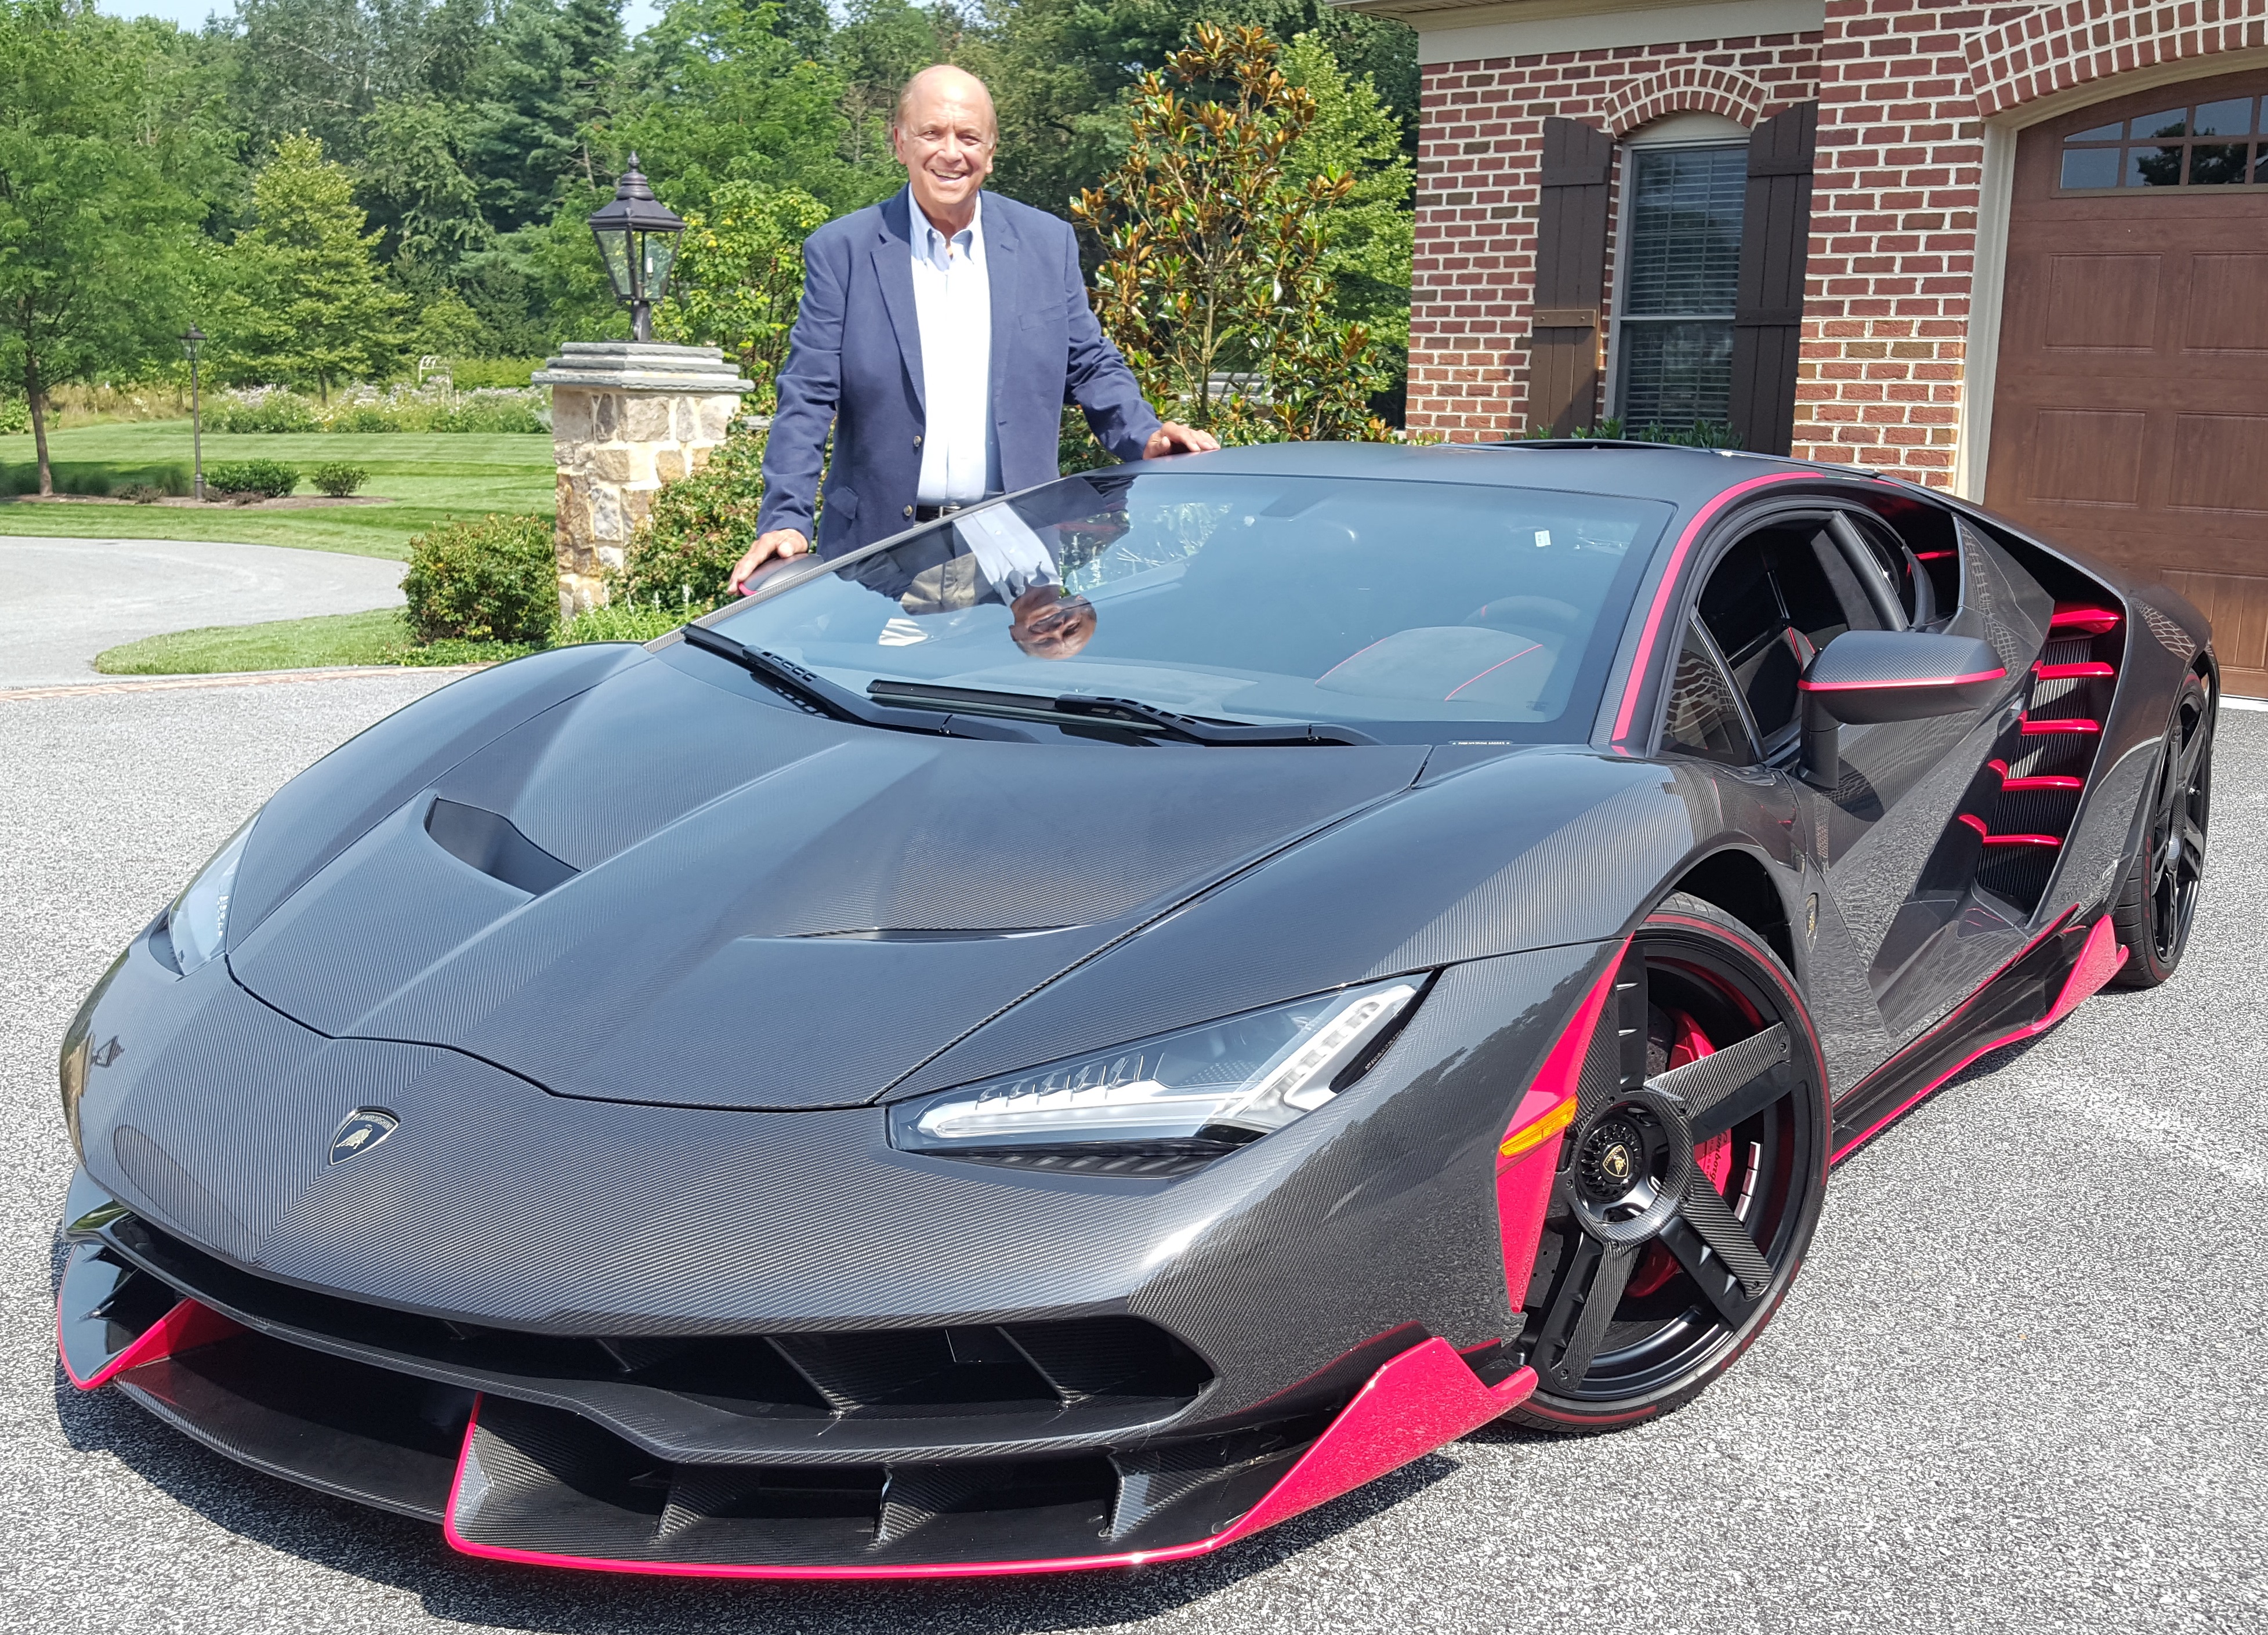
[96,0,666,38]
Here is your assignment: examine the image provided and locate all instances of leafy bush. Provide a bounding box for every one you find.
[209,390,320,434]
[205,459,299,500]
[448,358,544,390]
[611,426,767,615]
[426,398,546,434]
[401,513,558,644]
[560,601,684,645]
[325,404,399,433]
[119,483,165,505]
[311,461,368,497]
[0,398,28,435]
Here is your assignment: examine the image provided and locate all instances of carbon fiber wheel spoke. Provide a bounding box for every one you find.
[1678,1171,1774,1297]
[1656,1213,1760,1327]
[1649,1023,1791,1141]
[1531,1236,1639,1395]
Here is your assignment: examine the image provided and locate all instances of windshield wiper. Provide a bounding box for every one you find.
[679,624,953,735]
[867,680,1379,746]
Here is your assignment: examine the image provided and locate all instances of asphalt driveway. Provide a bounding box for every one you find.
[2,672,2261,1634]
[0,536,404,685]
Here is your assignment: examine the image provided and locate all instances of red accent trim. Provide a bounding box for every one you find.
[442,1342,1540,1579]
[2000,774,2082,793]
[1914,550,1955,561]
[2020,716,2100,736]
[2034,661,2115,681]
[2049,604,2122,635]
[57,1296,242,1390]
[1987,759,2009,775]
[1798,666,2005,693]
[1830,915,2122,1163]
[1956,813,1988,836]
[1495,945,1623,1303]
[1980,833,2062,849]
[1444,643,1543,701]
[1609,472,1826,745]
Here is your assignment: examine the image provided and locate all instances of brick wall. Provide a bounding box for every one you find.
[1410,37,1823,440]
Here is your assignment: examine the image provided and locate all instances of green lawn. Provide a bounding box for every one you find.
[95,608,419,673]
[0,422,555,560]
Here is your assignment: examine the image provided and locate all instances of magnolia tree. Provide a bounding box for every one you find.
[1071,23,1396,444]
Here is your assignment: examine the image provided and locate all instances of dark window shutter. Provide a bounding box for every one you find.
[1729,102,1818,454]
[1529,117,1614,436]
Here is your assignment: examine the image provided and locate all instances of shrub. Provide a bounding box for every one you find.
[311,462,368,497]
[325,404,400,433]
[401,513,559,644]
[560,602,685,646]
[0,397,28,435]
[427,397,546,434]
[209,391,320,434]
[119,483,165,505]
[205,459,298,500]
[611,426,767,615]
[449,358,543,390]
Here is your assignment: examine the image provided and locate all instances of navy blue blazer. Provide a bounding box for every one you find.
[755,189,1162,556]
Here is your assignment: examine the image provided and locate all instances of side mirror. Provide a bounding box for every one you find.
[1798,630,2005,789]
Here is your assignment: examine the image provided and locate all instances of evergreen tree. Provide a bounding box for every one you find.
[467,0,623,232]
[231,132,408,397]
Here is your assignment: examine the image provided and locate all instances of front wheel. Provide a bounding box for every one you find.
[2112,669,2213,988]
[1506,894,1830,1433]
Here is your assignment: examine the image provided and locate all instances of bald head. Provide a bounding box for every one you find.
[891,64,998,234]
[893,65,997,141]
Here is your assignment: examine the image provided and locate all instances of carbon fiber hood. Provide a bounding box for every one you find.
[227,651,1428,1109]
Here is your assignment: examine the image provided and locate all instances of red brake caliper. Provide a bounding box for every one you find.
[1626,1011,1733,1298]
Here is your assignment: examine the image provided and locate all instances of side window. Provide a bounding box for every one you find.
[1857,498,1961,623]
[1661,618,1758,764]
[1697,523,1886,746]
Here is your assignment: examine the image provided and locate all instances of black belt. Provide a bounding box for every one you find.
[912,497,1001,523]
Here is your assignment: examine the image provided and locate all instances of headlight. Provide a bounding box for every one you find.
[890,977,1423,1169]
[164,818,253,975]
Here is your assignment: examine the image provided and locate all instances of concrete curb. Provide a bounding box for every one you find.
[0,665,488,704]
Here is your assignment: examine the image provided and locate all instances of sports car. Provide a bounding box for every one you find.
[54,441,2217,1579]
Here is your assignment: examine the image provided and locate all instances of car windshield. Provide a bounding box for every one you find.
[706,471,1669,744]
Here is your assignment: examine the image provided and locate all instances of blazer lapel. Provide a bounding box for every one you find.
[985,197,1019,420]
[873,190,925,413]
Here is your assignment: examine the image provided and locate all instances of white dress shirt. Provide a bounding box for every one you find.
[908,188,999,506]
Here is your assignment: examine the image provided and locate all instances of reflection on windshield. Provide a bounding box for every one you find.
[711,470,1667,745]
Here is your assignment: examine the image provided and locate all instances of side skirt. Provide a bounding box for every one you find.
[1828,912,2124,1161]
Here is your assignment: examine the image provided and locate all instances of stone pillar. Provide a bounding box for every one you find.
[531,342,753,617]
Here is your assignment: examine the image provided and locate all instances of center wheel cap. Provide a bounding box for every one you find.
[1579,1118,1646,1202]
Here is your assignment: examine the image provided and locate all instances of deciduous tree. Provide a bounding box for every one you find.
[0,0,213,494]
[652,179,828,411]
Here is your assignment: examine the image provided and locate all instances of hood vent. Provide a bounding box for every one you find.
[425,798,578,897]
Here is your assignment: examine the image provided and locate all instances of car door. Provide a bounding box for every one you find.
[1684,499,2033,1048]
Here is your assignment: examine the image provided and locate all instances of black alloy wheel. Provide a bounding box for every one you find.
[2113,669,2213,989]
[1507,894,1830,1433]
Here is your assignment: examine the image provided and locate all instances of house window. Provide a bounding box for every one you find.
[2059,96,2266,188]
[1612,143,1748,433]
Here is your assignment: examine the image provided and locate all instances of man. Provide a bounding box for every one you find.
[725,64,1215,596]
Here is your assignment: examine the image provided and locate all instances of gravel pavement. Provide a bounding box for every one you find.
[0,536,404,684]
[2,673,2262,1634]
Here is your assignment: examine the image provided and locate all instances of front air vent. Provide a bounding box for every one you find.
[424,797,578,896]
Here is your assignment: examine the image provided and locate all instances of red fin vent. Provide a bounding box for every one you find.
[2049,603,2122,636]
[2001,774,2083,794]
[2034,661,2115,681]
[2020,715,2101,737]
[1980,833,2062,849]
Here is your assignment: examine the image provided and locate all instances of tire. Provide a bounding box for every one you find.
[2111,669,2213,989]
[1505,893,1831,1434]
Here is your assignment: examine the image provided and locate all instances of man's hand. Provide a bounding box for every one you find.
[1143,420,1220,458]
[726,528,811,597]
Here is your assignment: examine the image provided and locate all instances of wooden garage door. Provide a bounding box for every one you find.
[1987,68,2268,696]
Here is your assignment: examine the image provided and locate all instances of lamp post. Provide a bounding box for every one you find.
[180,325,205,502]
[586,155,686,343]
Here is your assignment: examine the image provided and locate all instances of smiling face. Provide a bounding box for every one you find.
[890,66,998,230]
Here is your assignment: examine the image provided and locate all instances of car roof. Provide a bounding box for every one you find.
[1115,440,1912,514]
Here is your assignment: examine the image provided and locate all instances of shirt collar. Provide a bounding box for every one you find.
[910,187,983,271]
